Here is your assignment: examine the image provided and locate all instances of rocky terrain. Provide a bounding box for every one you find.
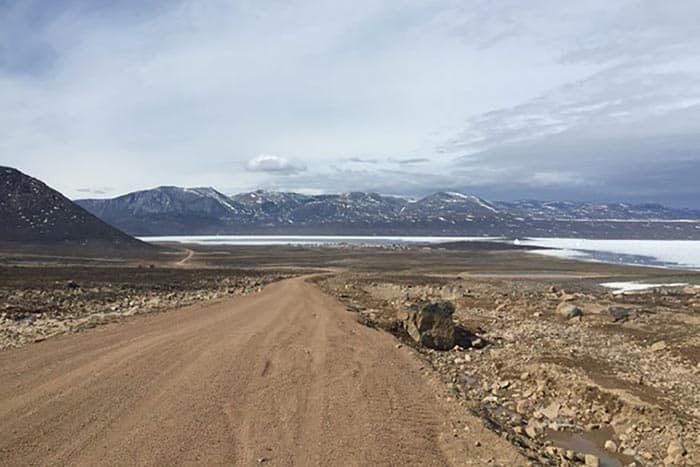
[0,166,151,250]
[320,274,700,466]
[0,266,293,350]
[76,187,700,239]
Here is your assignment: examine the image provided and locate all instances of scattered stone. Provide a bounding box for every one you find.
[650,341,668,352]
[606,307,632,323]
[541,402,560,420]
[545,446,558,456]
[525,423,540,439]
[604,440,618,452]
[556,302,583,319]
[320,272,700,466]
[584,454,600,467]
[666,440,686,458]
[470,337,486,349]
[1,272,289,351]
[516,399,532,415]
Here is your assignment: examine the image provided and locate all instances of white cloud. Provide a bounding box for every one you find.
[76,187,114,195]
[528,171,590,187]
[246,154,306,174]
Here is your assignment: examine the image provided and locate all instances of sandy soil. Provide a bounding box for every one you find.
[0,277,524,466]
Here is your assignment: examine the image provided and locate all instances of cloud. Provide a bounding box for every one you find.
[75,187,114,196]
[347,157,378,164]
[391,157,430,165]
[527,171,591,188]
[245,154,306,174]
[0,1,699,206]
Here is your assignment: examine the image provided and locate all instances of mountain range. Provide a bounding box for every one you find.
[76,186,700,239]
[0,166,152,250]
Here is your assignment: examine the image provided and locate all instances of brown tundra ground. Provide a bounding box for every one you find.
[0,242,698,466]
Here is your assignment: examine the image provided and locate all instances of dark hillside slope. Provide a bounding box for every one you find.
[0,166,152,250]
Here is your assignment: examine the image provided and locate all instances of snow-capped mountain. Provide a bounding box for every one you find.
[75,186,700,239]
[0,166,149,248]
[77,186,254,235]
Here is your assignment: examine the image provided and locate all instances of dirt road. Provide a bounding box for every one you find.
[0,278,523,466]
[176,248,195,265]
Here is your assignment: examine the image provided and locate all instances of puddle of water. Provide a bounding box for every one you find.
[547,426,635,467]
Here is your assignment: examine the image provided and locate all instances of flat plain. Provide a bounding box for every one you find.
[1,243,698,466]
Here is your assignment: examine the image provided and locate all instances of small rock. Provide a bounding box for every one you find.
[584,454,600,467]
[556,303,583,319]
[650,341,667,352]
[516,399,531,414]
[525,424,540,439]
[607,307,632,322]
[667,439,686,458]
[541,402,560,420]
[604,440,618,452]
[470,337,486,349]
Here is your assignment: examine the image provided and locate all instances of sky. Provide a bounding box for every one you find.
[1,0,699,207]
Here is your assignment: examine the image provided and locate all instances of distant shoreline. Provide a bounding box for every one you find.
[139,235,700,271]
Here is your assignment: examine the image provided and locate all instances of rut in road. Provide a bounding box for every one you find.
[0,277,524,466]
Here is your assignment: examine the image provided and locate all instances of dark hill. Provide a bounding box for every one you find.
[0,166,153,251]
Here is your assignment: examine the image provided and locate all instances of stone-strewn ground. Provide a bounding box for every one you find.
[320,274,700,466]
[0,266,293,350]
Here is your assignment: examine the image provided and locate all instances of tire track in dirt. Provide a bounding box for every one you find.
[0,277,525,466]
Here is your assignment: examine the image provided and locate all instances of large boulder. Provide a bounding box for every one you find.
[405,301,456,350]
